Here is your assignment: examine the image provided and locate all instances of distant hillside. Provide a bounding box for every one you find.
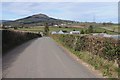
[0,20,12,23]
[3,14,75,27]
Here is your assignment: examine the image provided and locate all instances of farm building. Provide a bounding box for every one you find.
[58,30,64,34]
[51,31,57,34]
[51,30,64,34]
[70,31,80,34]
[53,25,58,27]
[51,30,80,35]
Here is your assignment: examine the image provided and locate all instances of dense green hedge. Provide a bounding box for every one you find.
[2,30,41,54]
[52,34,120,62]
[51,34,120,78]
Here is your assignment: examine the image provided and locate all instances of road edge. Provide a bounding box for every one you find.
[51,37,105,78]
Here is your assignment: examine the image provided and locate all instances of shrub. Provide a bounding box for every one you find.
[51,34,120,78]
[2,30,41,54]
[81,30,84,34]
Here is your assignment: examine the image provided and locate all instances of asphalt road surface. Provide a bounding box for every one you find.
[3,37,102,78]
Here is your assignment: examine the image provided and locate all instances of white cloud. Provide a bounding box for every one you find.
[1,2,118,23]
[2,3,35,16]
[1,0,119,2]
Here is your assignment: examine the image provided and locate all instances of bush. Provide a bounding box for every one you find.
[51,34,120,78]
[81,30,84,34]
[2,30,41,54]
[52,34,119,62]
[88,25,93,33]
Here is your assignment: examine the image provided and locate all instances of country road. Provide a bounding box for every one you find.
[3,37,102,78]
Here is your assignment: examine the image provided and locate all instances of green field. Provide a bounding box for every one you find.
[16,27,85,32]
[9,25,119,35]
[101,25,119,33]
[93,27,118,34]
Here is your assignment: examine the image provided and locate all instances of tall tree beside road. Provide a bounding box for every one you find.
[44,23,49,36]
[88,25,93,33]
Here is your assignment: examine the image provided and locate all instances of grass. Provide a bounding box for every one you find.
[12,27,44,32]
[8,25,119,35]
[17,27,84,32]
[101,25,119,33]
[93,27,118,34]
[69,47,118,78]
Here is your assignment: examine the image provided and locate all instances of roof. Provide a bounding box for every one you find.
[70,31,80,33]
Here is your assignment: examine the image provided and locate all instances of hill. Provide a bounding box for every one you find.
[3,13,75,27]
[0,20,12,23]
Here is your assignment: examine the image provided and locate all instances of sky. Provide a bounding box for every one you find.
[1,2,118,23]
[1,0,119,2]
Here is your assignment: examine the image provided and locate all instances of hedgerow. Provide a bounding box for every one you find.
[2,30,41,54]
[51,34,120,78]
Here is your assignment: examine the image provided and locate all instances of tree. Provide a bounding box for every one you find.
[104,30,107,33]
[59,26,62,28]
[14,27,18,30]
[84,29,88,34]
[103,22,106,26]
[81,29,84,34]
[44,23,49,36]
[88,25,93,33]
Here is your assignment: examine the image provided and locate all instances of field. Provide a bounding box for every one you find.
[93,27,118,34]
[11,27,84,33]
[101,25,119,33]
[12,25,119,35]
